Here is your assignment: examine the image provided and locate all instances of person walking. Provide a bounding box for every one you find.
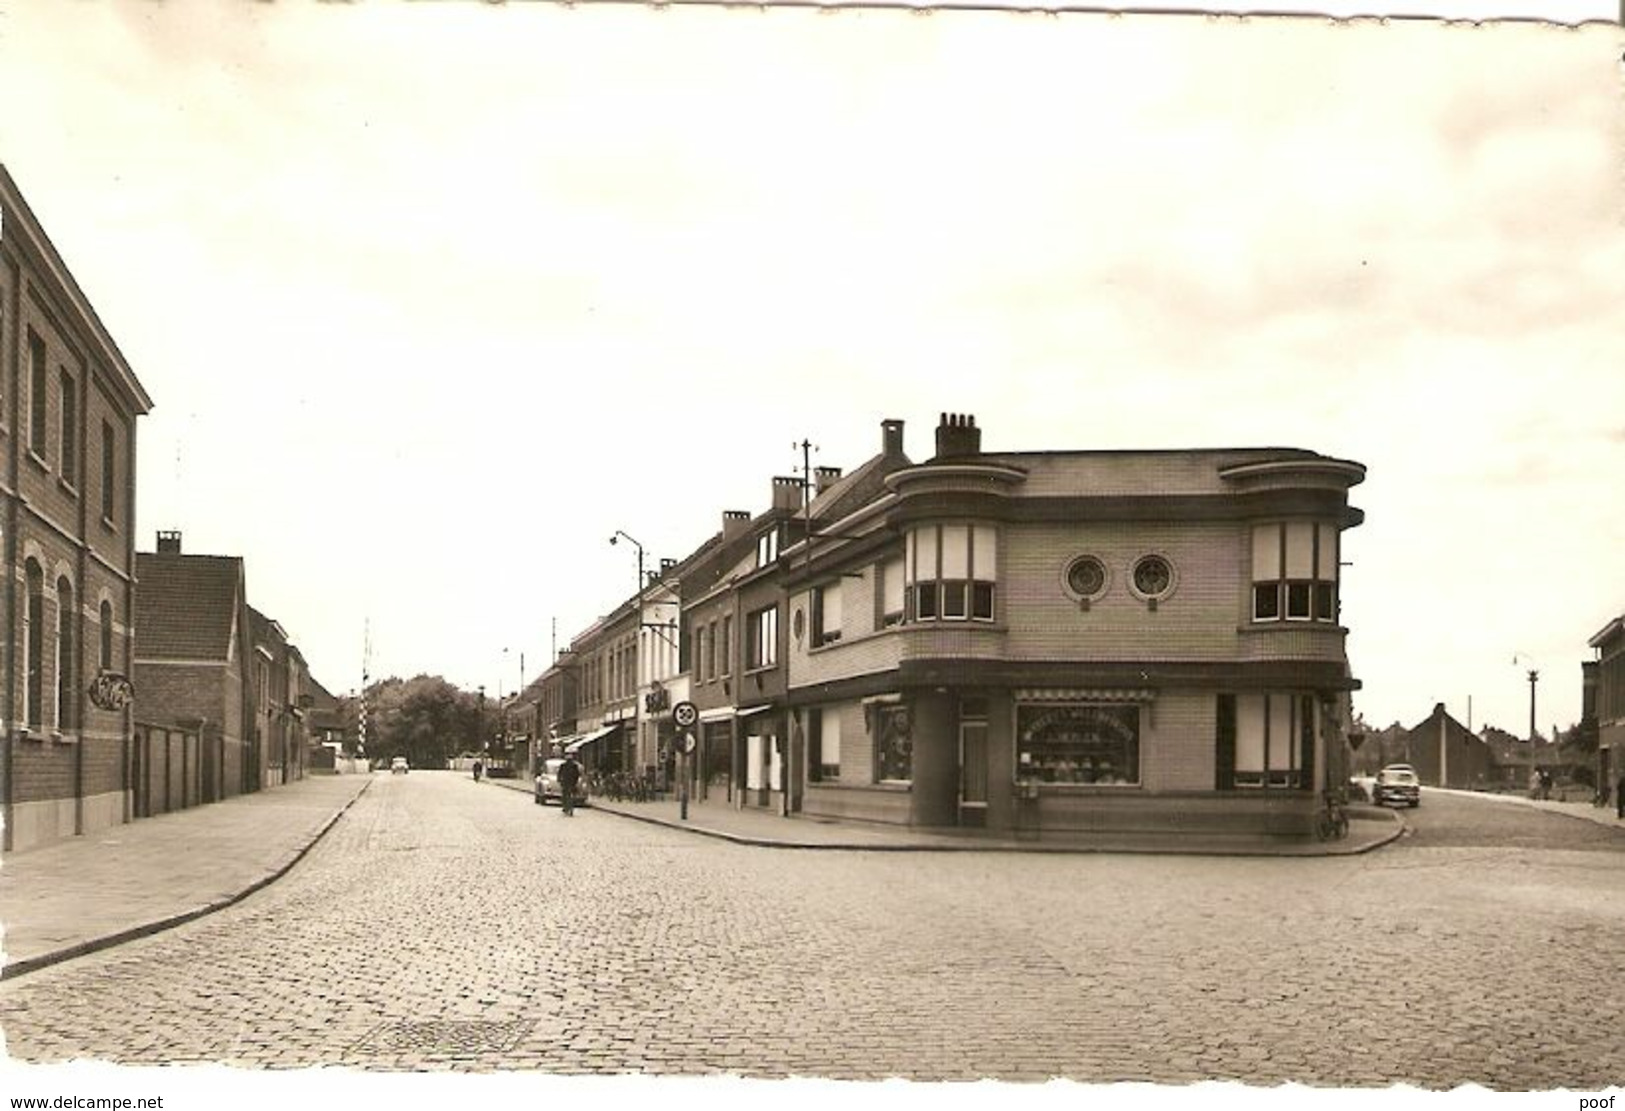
[1616,772,1625,821]
[472,758,483,783]
[559,752,582,817]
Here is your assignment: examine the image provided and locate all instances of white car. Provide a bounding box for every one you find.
[534,759,587,807]
[390,756,409,775]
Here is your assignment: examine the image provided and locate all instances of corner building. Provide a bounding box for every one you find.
[1,165,154,851]
[783,413,1364,839]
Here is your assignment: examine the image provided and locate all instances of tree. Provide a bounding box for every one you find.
[359,674,484,770]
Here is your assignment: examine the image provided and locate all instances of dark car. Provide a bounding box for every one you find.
[1372,764,1420,807]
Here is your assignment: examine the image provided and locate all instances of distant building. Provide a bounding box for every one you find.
[1590,615,1625,793]
[1399,703,1503,789]
[1,164,155,852]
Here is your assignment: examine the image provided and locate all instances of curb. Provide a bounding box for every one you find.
[492,776,1405,857]
[1423,786,1625,832]
[1,778,374,982]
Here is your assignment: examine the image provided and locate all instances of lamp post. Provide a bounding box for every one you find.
[610,530,645,779]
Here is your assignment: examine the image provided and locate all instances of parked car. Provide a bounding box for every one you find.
[534,758,588,807]
[390,756,409,775]
[1372,764,1420,807]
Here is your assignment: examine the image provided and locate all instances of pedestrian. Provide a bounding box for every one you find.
[1540,770,1553,801]
[473,758,483,783]
[558,752,582,817]
[1616,772,1625,821]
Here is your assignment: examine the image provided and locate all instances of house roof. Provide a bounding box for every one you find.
[134,553,243,662]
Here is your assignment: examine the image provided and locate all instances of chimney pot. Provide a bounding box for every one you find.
[156,530,183,554]
[770,476,804,512]
[933,412,982,459]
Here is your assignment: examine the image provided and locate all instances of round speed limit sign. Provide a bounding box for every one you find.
[672,700,699,729]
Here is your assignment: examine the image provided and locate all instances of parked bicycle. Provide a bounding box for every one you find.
[1315,788,1350,841]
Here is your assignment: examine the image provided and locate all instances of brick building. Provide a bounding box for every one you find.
[779,413,1365,838]
[1,164,155,852]
[1590,615,1625,796]
[1398,703,1502,789]
[133,533,254,801]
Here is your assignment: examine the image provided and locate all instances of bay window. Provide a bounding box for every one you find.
[880,558,905,627]
[905,524,997,623]
[1252,522,1338,623]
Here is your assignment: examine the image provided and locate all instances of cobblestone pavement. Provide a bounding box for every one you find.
[2,772,1621,1089]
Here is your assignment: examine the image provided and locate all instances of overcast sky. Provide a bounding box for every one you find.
[1,0,1619,741]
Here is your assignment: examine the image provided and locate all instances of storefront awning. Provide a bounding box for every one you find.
[698,706,737,723]
[1015,688,1156,703]
[735,704,774,719]
[565,723,622,754]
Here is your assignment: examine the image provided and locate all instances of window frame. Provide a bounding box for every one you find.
[59,370,78,489]
[810,582,843,647]
[1015,702,1141,787]
[1251,522,1339,625]
[905,524,997,625]
[100,419,117,523]
[28,331,48,457]
[746,604,779,671]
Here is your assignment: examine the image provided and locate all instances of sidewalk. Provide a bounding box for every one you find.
[489,777,1404,857]
[1425,785,1625,831]
[1,773,371,979]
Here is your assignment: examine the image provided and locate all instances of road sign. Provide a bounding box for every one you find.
[678,731,697,755]
[672,700,699,729]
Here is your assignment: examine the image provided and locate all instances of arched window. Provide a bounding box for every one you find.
[24,560,44,729]
[100,600,115,671]
[57,576,76,731]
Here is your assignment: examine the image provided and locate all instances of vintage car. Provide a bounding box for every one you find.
[1372,764,1421,807]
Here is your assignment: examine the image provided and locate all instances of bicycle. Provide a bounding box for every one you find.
[1315,788,1349,841]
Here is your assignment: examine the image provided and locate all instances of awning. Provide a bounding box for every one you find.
[565,723,622,754]
[698,706,737,723]
[549,733,583,751]
[735,705,775,719]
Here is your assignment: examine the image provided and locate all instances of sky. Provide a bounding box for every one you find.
[0,0,1620,744]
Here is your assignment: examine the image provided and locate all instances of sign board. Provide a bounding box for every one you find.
[672,700,699,729]
[679,731,697,755]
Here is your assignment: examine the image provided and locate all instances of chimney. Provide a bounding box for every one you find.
[882,418,905,458]
[156,530,183,554]
[660,557,678,577]
[722,510,751,540]
[934,413,982,459]
[813,466,843,495]
[770,475,803,512]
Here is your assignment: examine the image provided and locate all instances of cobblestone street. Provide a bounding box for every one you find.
[3,772,1622,1089]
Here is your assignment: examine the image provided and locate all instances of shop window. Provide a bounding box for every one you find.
[1016,704,1139,786]
[747,604,778,670]
[1224,692,1314,789]
[872,703,911,783]
[905,524,997,623]
[1252,522,1338,624]
[811,583,842,646]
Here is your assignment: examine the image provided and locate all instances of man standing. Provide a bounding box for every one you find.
[559,752,582,817]
[1616,771,1624,821]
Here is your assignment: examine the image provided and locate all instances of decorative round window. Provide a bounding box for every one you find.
[792,607,806,642]
[1063,555,1108,600]
[1130,554,1175,600]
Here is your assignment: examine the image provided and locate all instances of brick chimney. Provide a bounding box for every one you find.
[882,418,905,458]
[156,530,182,554]
[813,466,843,495]
[934,413,981,459]
[722,510,751,540]
[659,557,678,579]
[770,475,803,512]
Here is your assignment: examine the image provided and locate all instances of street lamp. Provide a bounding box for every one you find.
[610,530,645,778]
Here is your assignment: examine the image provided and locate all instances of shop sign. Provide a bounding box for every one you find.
[89,671,135,711]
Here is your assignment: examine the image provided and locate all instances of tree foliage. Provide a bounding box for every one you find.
[355,675,487,769]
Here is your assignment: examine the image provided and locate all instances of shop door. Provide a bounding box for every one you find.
[960,722,989,824]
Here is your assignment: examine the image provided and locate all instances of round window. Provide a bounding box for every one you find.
[1064,556,1108,600]
[1131,555,1175,599]
[792,608,806,642]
